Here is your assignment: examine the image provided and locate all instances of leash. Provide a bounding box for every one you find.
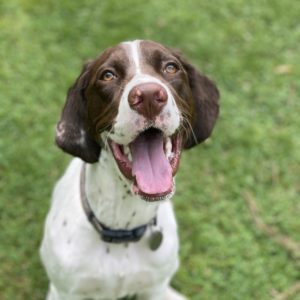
[80,163,162,247]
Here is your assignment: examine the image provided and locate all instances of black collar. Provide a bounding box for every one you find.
[80,163,154,244]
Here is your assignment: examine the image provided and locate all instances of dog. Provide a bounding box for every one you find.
[40,40,219,300]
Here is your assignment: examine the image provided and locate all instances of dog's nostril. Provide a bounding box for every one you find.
[155,89,167,103]
[129,88,143,107]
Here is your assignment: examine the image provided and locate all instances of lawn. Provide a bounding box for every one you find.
[0,0,300,299]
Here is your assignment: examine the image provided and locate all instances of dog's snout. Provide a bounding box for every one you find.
[128,83,167,119]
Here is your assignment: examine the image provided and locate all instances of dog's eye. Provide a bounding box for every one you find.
[101,71,116,81]
[164,63,179,74]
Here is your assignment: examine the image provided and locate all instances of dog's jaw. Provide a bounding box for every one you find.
[108,129,182,202]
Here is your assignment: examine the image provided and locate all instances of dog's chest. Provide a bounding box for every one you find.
[42,207,179,298]
[40,159,179,298]
[61,235,177,298]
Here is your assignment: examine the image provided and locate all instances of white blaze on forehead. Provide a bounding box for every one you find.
[110,40,181,145]
[122,40,142,75]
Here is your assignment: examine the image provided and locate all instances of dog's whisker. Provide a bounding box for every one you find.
[181,114,198,145]
[103,126,114,150]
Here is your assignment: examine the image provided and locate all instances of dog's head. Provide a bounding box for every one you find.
[56,40,219,201]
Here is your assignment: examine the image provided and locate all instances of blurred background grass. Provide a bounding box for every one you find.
[0,0,299,299]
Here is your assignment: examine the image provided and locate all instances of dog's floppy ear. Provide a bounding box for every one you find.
[176,53,220,148]
[55,61,101,163]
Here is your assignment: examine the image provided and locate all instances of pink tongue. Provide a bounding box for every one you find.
[130,130,172,195]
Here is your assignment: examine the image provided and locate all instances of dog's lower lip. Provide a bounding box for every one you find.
[108,132,182,201]
[132,179,174,202]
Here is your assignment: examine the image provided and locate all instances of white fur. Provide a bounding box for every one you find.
[40,154,187,299]
[124,40,142,74]
[40,40,187,300]
[109,41,181,145]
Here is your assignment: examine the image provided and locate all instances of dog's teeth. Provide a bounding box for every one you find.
[124,146,129,156]
[128,152,132,162]
[165,137,172,159]
[124,146,132,161]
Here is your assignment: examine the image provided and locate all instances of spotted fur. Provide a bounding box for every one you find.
[40,40,219,300]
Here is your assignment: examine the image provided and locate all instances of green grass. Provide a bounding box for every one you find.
[1,0,300,299]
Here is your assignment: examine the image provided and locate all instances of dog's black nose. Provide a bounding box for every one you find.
[128,83,168,120]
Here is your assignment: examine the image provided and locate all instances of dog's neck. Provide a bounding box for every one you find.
[84,149,160,230]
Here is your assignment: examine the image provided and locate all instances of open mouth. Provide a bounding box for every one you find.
[108,128,181,201]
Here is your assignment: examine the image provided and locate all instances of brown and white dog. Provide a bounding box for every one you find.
[40,40,219,300]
